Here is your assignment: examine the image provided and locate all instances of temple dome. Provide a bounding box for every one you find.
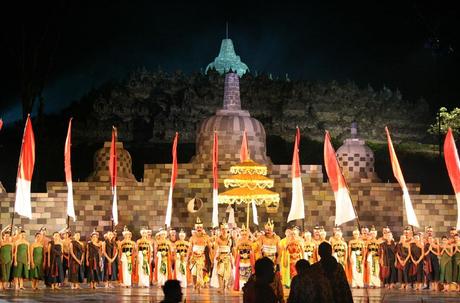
[206,38,249,77]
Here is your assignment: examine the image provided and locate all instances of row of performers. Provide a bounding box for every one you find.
[1,219,460,292]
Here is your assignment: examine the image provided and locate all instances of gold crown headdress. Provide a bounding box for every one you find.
[195,217,203,227]
[220,219,228,229]
[91,228,99,237]
[264,218,274,230]
[241,224,247,231]
[122,226,132,236]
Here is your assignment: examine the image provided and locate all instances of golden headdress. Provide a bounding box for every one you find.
[91,229,99,238]
[264,218,274,230]
[195,217,203,228]
[122,226,132,236]
[220,219,228,229]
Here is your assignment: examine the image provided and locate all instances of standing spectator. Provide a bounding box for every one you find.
[243,257,279,303]
[160,280,183,303]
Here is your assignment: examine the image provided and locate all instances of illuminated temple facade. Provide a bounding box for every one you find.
[0,37,458,238]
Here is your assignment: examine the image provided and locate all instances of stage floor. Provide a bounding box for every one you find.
[1,287,460,303]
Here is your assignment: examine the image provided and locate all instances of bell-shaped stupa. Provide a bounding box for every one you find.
[205,38,249,77]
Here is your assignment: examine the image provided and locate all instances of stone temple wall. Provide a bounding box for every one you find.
[0,162,457,240]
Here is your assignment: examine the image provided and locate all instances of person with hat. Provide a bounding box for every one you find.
[364,226,381,288]
[137,227,153,288]
[211,220,233,293]
[153,228,172,287]
[102,231,118,288]
[174,229,190,288]
[86,230,102,289]
[118,226,136,287]
[68,232,85,289]
[233,224,255,291]
[348,227,365,288]
[258,219,280,266]
[187,217,212,293]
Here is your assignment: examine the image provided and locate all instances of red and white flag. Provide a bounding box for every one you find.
[109,127,118,225]
[0,118,3,130]
[240,130,249,162]
[288,127,305,222]
[212,131,219,228]
[385,127,419,227]
[165,132,178,227]
[14,115,35,218]
[323,131,356,226]
[64,118,76,222]
[444,128,460,230]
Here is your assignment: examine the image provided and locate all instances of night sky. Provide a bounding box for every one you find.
[1,1,459,122]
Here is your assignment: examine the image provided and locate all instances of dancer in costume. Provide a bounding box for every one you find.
[188,217,212,293]
[302,231,317,265]
[60,228,71,283]
[360,226,369,242]
[348,227,365,288]
[396,234,410,289]
[211,220,233,293]
[364,226,380,288]
[279,227,291,287]
[409,233,425,290]
[153,229,172,287]
[0,227,13,290]
[312,225,322,244]
[453,234,460,289]
[12,230,29,290]
[29,232,44,290]
[330,226,347,271]
[424,233,440,291]
[439,236,453,291]
[258,219,280,266]
[119,226,136,287]
[137,227,152,288]
[174,229,190,288]
[379,229,397,288]
[47,232,64,289]
[233,224,254,291]
[86,230,102,289]
[69,232,85,289]
[283,227,304,287]
[102,231,118,288]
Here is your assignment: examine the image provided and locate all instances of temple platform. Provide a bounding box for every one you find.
[1,286,460,302]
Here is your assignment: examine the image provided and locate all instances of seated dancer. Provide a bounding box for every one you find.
[60,228,72,283]
[364,226,380,288]
[233,224,255,291]
[47,232,64,290]
[69,232,85,289]
[330,226,347,273]
[86,230,102,289]
[379,229,397,289]
[283,227,304,288]
[13,230,29,290]
[137,227,153,288]
[424,233,440,291]
[211,220,233,293]
[188,217,212,293]
[174,229,190,288]
[102,231,118,288]
[439,236,454,291]
[409,233,425,290]
[348,227,365,288]
[119,226,136,288]
[303,231,317,265]
[29,232,44,290]
[0,226,13,290]
[154,229,173,287]
[395,235,410,290]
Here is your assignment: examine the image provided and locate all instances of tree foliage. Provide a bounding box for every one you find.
[428,107,460,136]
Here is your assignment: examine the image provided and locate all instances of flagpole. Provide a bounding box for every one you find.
[246,202,250,229]
[67,215,70,229]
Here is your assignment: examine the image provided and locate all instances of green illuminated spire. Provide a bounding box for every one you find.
[206,37,249,77]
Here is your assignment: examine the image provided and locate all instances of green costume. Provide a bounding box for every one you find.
[0,244,13,282]
[439,249,453,283]
[12,243,29,279]
[454,246,460,283]
[30,246,44,280]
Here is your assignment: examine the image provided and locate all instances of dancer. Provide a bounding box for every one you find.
[348,227,364,288]
[119,226,136,288]
[396,235,410,290]
[303,231,317,265]
[60,229,72,283]
[364,226,380,288]
[453,234,460,290]
[424,234,440,291]
[330,226,347,271]
[47,232,64,290]
[12,230,29,290]
[409,233,425,290]
[68,232,85,289]
[137,227,152,288]
[153,229,172,287]
[0,226,13,290]
[258,219,280,266]
[439,236,453,291]
[86,230,101,289]
[188,217,212,293]
[283,227,303,287]
[29,232,44,290]
[380,230,397,288]
[174,229,190,288]
[102,231,118,288]
[233,224,254,291]
[211,220,233,293]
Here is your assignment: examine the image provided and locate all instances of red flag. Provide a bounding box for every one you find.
[0,118,3,130]
[444,128,460,230]
[212,131,219,227]
[109,127,118,225]
[287,127,305,222]
[14,115,35,218]
[64,118,76,221]
[240,130,249,162]
[165,132,179,227]
[385,127,419,227]
[323,131,356,226]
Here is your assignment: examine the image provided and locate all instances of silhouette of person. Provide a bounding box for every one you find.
[161,280,183,303]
